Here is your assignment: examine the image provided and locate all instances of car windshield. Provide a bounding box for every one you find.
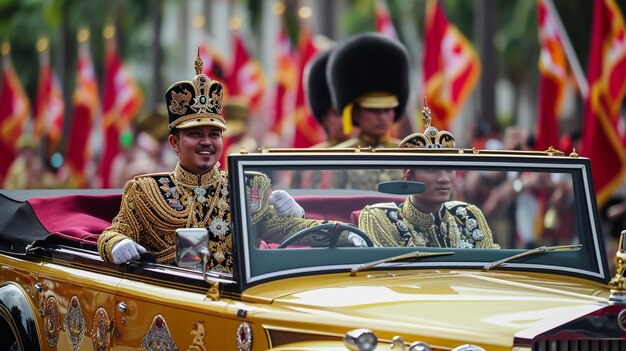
[231,153,605,284]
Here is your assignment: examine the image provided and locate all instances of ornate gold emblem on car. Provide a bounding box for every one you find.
[43,296,61,347]
[64,296,87,351]
[91,307,112,351]
[609,230,626,303]
[187,321,207,351]
[236,322,252,351]
[141,314,178,350]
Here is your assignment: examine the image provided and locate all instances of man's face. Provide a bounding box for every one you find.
[169,125,223,174]
[353,106,394,138]
[405,169,456,213]
[322,107,348,142]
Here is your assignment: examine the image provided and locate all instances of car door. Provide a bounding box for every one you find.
[37,258,121,350]
[111,267,235,350]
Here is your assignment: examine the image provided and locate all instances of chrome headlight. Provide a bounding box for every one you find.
[451,345,486,351]
[343,329,378,351]
[408,341,431,351]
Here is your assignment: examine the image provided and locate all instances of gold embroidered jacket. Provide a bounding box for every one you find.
[98,164,325,272]
[358,198,500,249]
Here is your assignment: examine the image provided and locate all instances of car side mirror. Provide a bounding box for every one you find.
[175,228,209,271]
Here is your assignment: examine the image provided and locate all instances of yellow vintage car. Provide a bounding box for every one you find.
[1,136,626,350]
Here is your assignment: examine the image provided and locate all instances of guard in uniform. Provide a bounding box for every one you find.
[98,55,326,272]
[327,32,410,149]
[358,106,499,249]
[305,49,349,148]
[325,33,409,190]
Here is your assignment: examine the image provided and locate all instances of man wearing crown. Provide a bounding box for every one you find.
[357,107,499,249]
[98,55,326,272]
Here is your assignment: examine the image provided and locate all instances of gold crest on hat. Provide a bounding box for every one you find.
[399,98,456,149]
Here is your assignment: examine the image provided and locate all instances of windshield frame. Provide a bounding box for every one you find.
[228,151,608,289]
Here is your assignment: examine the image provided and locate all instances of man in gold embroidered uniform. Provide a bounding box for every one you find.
[98,56,326,272]
[358,107,499,249]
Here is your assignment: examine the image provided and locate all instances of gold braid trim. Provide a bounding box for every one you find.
[98,167,234,269]
[358,203,402,247]
[463,204,499,249]
[357,199,500,249]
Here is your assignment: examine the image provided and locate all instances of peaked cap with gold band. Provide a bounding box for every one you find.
[305,49,334,124]
[326,32,410,134]
[399,102,456,149]
[165,52,226,131]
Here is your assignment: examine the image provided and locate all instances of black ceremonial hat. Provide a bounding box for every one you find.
[305,50,333,124]
[326,33,410,125]
[164,53,226,131]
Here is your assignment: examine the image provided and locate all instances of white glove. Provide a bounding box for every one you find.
[269,190,305,218]
[111,238,147,264]
[348,232,368,247]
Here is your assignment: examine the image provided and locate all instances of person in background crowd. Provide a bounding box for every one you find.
[325,33,409,190]
[97,55,335,272]
[305,49,350,148]
[110,108,170,188]
[220,96,257,168]
[287,48,351,189]
[3,137,63,189]
[328,33,410,149]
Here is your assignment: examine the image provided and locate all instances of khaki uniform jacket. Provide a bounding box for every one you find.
[331,135,403,191]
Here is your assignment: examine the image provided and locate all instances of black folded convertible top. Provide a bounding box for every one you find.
[0,190,121,255]
[0,192,50,254]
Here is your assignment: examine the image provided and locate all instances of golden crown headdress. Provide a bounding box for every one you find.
[164,49,226,131]
[399,98,456,149]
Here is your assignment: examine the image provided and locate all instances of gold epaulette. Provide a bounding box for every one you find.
[133,172,170,180]
[364,202,399,210]
[443,200,467,210]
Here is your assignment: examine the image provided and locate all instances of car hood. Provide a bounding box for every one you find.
[242,270,610,348]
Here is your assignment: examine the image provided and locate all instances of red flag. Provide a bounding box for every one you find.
[581,0,626,207]
[198,37,228,83]
[34,39,64,157]
[271,25,298,141]
[0,43,31,184]
[291,24,326,148]
[65,34,100,188]
[375,0,398,39]
[535,0,568,151]
[423,0,481,130]
[99,32,144,188]
[227,33,265,109]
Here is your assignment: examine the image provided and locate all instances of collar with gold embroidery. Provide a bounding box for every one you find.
[401,198,437,228]
[172,163,220,188]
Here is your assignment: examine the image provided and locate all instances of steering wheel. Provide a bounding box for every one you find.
[277,223,373,248]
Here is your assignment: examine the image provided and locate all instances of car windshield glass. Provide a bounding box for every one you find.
[233,156,603,283]
[243,167,580,250]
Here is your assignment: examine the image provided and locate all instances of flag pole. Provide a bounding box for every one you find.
[544,0,588,99]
